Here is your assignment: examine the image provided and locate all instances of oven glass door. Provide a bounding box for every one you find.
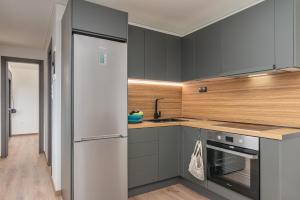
[207,142,259,200]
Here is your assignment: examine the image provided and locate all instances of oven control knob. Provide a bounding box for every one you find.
[217,135,222,140]
[238,139,243,144]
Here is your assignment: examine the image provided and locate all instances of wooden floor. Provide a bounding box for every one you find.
[0,135,61,200]
[129,184,209,200]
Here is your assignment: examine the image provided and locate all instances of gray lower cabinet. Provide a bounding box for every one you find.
[220,0,275,75]
[128,128,158,188]
[260,136,300,200]
[128,126,181,188]
[181,127,207,187]
[128,25,145,79]
[158,126,181,180]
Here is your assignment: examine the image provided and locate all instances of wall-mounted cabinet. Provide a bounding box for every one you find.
[196,22,222,79]
[129,0,300,82]
[128,25,181,82]
[274,0,300,68]
[220,0,275,75]
[145,30,168,80]
[128,26,145,79]
[181,32,197,81]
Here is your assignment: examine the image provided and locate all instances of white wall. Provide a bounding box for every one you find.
[45,2,66,192]
[9,63,39,135]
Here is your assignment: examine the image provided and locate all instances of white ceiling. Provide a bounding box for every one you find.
[0,0,264,49]
[86,0,264,36]
[0,0,55,49]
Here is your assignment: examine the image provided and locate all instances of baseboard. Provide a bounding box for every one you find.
[128,177,180,197]
[179,178,227,200]
[50,173,62,197]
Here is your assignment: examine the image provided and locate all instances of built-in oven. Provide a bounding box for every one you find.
[207,131,260,200]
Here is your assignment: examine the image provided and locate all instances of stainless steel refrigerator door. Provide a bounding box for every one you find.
[73,34,127,142]
[74,138,128,200]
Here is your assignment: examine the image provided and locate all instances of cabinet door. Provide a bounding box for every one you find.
[221,0,275,75]
[128,128,159,188]
[166,36,182,82]
[181,127,207,187]
[145,30,167,80]
[181,33,197,81]
[128,25,145,78]
[158,126,180,180]
[275,0,294,68]
[196,22,222,79]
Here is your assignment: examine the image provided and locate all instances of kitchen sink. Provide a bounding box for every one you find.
[146,118,189,123]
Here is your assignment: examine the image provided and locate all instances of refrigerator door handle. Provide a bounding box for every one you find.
[77,134,127,142]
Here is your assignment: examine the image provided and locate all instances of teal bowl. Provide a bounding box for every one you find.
[128,114,144,123]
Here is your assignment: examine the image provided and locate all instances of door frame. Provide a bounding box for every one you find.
[47,39,53,167]
[1,56,44,158]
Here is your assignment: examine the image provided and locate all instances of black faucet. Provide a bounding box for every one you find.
[154,98,163,120]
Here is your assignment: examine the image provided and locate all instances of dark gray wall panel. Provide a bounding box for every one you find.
[72,0,128,40]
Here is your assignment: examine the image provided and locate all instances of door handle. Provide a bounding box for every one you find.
[206,145,258,159]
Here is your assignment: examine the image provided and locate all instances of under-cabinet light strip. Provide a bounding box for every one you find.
[128,79,183,87]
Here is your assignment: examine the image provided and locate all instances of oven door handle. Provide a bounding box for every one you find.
[206,145,258,159]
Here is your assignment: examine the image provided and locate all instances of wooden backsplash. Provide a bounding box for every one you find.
[128,83,182,120]
[182,71,300,128]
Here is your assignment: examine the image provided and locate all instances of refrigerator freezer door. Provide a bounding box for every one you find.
[74,138,128,200]
[73,34,127,142]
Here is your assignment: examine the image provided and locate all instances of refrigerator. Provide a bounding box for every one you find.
[73,34,128,200]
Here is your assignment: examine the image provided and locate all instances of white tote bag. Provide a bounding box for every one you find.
[188,140,205,181]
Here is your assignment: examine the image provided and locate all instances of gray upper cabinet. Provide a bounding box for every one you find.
[128,26,181,81]
[145,30,167,80]
[221,0,275,75]
[158,126,181,180]
[72,0,128,41]
[196,22,222,79]
[166,36,182,81]
[128,25,145,78]
[275,0,294,68]
[182,33,197,81]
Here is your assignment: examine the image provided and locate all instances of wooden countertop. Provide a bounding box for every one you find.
[128,119,300,140]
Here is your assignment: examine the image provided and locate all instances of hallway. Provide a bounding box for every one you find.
[0,135,60,200]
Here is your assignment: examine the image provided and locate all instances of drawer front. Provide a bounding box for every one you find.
[128,155,158,188]
[128,128,158,143]
[128,141,158,158]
